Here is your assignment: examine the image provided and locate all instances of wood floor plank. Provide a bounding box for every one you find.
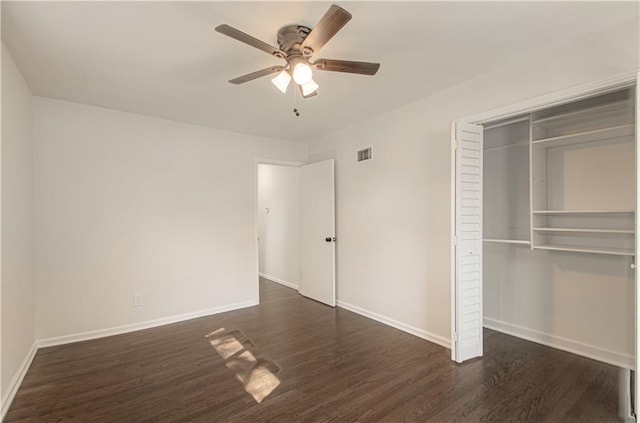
[5,278,624,422]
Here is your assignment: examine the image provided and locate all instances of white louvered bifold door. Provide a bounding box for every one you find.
[454,122,483,363]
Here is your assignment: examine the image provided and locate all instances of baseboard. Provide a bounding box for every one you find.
[259,273,299,290]
[38,300,257,348]
[337,300,451,349]
[1,341,38,421]
[484,317,634,369]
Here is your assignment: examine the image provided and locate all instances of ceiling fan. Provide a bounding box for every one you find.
[215,5,380,99]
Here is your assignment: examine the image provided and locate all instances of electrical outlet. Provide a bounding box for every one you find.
[133,294,143,307]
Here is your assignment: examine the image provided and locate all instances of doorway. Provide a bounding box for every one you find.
[257,162,302,293]
[255,159,336,307]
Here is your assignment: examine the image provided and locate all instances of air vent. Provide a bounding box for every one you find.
[357,147,372,162]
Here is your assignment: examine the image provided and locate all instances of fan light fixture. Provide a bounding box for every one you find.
[271,65,319,97]
[301,79,319,97]
[292,62,313,85]
[215,4,380,107]
[271,70,291,93]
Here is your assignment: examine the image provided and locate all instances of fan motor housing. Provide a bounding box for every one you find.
[277,25,312,56]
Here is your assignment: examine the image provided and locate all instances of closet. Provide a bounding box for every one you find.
[529,89,635,256]
[453,85,636,369]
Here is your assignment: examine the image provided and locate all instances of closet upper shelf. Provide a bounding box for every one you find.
[531,123,634,148]
[530,98,633,125]
[532,210,635,214]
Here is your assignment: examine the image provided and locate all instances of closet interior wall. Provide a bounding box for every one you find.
[482,87,635,367]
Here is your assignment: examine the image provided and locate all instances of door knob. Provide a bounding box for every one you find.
[325,237,336,242]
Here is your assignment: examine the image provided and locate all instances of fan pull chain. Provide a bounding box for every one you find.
[293,84,300,117]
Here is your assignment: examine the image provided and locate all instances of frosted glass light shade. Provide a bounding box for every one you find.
[292,62,313,85]
[271,70,291,93]
[301,79,319,97]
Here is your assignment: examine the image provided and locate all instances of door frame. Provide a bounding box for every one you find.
[254,158,304,304]
[450,72,638,413]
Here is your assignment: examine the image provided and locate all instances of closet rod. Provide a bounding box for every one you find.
[484,141,529,152]
[483,115,530,131]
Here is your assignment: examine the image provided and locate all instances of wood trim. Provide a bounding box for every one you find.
[484,317,634,370]
[37,300,257,348]
[1,342,38,420]
[337,300,451,349]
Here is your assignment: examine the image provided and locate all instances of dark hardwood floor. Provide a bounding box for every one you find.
[6,278,623,422]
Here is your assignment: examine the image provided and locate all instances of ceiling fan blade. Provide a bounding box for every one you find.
[229,66,285,84]
[314,59,380,75]
[302,5,352,55]
[298,84,318,99]
[216,24,285,57]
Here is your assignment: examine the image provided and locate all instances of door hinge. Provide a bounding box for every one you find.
[452,139,458,150]
[453,235,457,246]
[453,332,459,343]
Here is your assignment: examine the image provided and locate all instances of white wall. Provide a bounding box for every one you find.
[32,97,307,341]
[257,164,300,288]
[307,17,639,355]
[1,45,35,401]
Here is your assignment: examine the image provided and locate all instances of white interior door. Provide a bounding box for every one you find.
[300,159,336,306]
[452,122,484,362]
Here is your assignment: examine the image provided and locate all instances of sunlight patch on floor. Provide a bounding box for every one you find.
[206,328,280,403]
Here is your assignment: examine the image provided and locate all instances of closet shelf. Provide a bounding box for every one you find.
[531,99,633,125]
[533,244,634,256]
[483,239,531,245]
[531,124,634,148]
[532,210,635,215]
[533,228,634,234]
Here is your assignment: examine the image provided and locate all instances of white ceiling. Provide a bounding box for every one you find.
[2,1,637,141]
